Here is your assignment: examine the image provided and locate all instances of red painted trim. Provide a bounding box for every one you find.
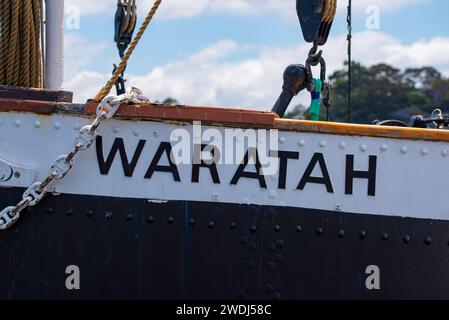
[85,100,276,126]
[0,98,56,114]
[0,98,276,127]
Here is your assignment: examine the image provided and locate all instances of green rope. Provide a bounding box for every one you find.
[308,78,322,121]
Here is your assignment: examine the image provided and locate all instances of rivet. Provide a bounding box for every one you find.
[133,129,140,137]
[316,227,324,236]
[212,193,219,201]
[246,261,255,270]
[264,284,274,294]
[54,122,61,130]
[359,230,367,239]
[105,212,113,220]
[66,209,74,216]
[248,242,257,251]
[275,239,284,249]
[86,210,93,217]
[249,225,257,234]
[279,136,286,144]
[298,140,306,147]
[113,126,120,133]
[167,217,174,224]
[126,214,133,221]
[34,120,42,128]
[240,251,249,260]
[295,225,302,233]
[46,208,53,214]
[380,144,388,151]
[400,146,408,154]
[14,120,21,127]
[335,204,342,212]
[266,262,275,271]
[230,222,237,229]
[274,225,281,232]
[381,233,389,241]
[275,254,283,262]
[14,171,20,179]
[424,236,433,245]
[339,142,346,149]
[273,293,282,300]
[240,236,249,245]
[338,230,345,238]
[319,141,326,148]
[268,190,277,199]
[442,150,449,157]
[147,216,154,223]
[243,283,252,293]
[421,148,428,156]
[267,243,276,252]
[153,131,160,138]
[360,145,367,152]
[208,221,215,228]
[188,218,195,226]
[403,235,411,244]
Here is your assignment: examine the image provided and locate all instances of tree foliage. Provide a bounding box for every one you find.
[285,62,449,124]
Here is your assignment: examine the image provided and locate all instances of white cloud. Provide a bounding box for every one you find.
[65,0,114,16]
[65,0,428,20]
[64,31,449,109]
[349,0,429,13]
[64,34,107,75]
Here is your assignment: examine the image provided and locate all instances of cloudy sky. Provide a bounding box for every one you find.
[63,0,449,111]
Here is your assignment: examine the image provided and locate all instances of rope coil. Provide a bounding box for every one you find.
[0,0,43,88]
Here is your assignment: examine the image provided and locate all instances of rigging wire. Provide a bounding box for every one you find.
[347,0,352,123]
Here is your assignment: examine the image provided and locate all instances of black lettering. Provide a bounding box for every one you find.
[297,153,333,193]
[345,155,377,196]
[144,142,181,182]
[192,144,220,184]
[271,150,299,189]
[230,148,267,188]
[96,136,146,177]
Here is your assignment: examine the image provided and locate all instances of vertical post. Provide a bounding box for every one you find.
[347,0,352,123]
[44,0,64,89]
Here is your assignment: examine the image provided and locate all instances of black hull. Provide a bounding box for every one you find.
[1,188,449,300]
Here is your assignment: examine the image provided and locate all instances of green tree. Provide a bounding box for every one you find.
[284,104,306,119]
[287,62,449,124]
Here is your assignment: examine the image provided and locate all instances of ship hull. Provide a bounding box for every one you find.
[2,99,449,299]
[1,187,449,300]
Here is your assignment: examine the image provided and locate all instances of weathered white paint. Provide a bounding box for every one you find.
[0,158,36,188]
[44,0,65,89]
[1,111,449,221]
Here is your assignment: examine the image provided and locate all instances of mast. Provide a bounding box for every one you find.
[44,0,65,89]
[347,0,352,123]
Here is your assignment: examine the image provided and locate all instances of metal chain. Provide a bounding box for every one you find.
[0,88,149,231]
